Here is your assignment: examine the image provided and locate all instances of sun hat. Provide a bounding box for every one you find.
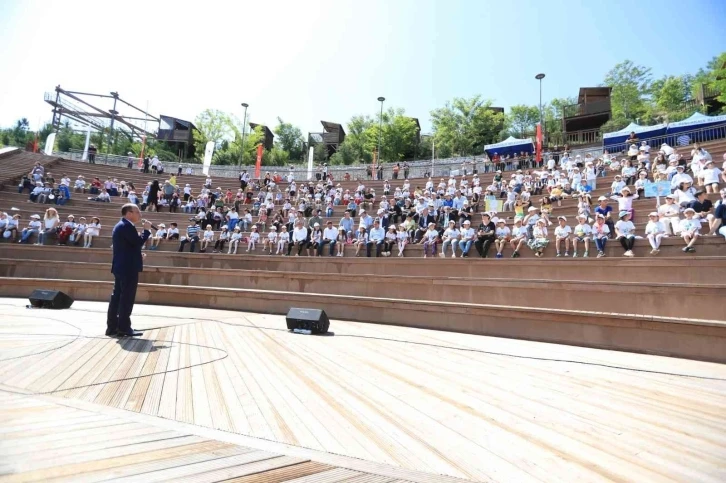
[598,196,608,201]
[558,216,567,221]
[596,213,605,218]
[665,194,675,199]
[684,208,696,214]
[463,220,471,225]
[270,226,277,230]
[30,214,40,219]
[313,223,320,227]
[527,206,536,212]
[618,210,629,218]
[576,213,587,220]
[388,225,396,230]
[536,219,546,225]
[648,212,658,217]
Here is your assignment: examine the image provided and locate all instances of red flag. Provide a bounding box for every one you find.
[535,123,543,163]
[254,144,263,178]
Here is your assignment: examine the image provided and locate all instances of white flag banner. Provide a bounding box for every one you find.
[44,133,56,156]
[81,125,91,160]
[307,146,314,180]
[202,141,215,176]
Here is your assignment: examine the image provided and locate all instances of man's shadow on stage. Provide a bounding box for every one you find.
[115,338,171,353]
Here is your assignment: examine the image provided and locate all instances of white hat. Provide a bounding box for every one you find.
[270,226,277,230]
[684,208,696,214]
[576,213,587,220]
[527,206,537,212]
[30,214,40,219]
[463,220,471,225]
[648,212,658,217]
[159,223,166,227]
[558,216,567,221]
[598,196,608,201]
[314,223,320,227]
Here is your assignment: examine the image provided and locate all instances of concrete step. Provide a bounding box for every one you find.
[2,258,723,321]
[5,228,723,258]
[2,277,725,363]
[4,245,724,283]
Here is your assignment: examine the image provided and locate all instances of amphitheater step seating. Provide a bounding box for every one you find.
[1,139,725,363]
[4,245,726,283]
[1,257,722,321]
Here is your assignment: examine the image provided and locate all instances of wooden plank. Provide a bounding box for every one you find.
[157,325,181,420]
[108,450,281,483]
[163,455,307,483]
[222,461,333,482]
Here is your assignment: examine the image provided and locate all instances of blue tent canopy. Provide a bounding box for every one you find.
[666,112,726,134]
[484,136,534,157]
[603,122,667,148]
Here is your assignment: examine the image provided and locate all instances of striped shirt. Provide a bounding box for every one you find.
[187,225,200,237]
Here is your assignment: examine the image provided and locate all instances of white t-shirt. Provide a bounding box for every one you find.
[495,226,510,238]
[700,167,722,185]
[511,226,527,238]
[249,231,260,242]
[267,231,277,242]
[591,222,610,238]
[573,224,592,238]
[203,230,215,240]
[615,220,635,237]
[230,232,242,242]
[443,228,460,240]
[554,225,572,238]
[645,221,665,235]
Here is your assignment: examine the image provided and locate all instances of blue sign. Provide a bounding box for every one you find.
[644,181,671,197]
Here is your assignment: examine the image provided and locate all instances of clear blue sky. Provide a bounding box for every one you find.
[0,0,724,135]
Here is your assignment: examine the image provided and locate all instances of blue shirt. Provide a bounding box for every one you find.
[339,217,354,232]
[369,226,385,241]
[595,205,612,217]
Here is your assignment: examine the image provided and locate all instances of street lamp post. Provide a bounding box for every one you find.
[377,97,385,166]
[535,73,545,138]
[240,102,249,166]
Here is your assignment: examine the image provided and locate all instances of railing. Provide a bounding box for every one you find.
[605,122,726,155]
[563,99,611,119]
[52,149,505,180]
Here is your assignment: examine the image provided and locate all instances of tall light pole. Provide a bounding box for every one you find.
[240,102,249,166]
[535,73,545,137]
[377,97,385,165]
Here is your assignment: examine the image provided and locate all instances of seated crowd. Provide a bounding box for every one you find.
[4,143,726,258]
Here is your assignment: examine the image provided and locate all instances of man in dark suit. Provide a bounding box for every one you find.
[107,204,152,337]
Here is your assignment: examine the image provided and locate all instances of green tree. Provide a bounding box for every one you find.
[329,142,358,165]
[342,115,375,163]
[508,104,540,138]
[430,96,505,157]
[650,75,693,122]
[603,60,652,123]
[368,107,418,163]
[193,109,236,158]
[273,117,304,162]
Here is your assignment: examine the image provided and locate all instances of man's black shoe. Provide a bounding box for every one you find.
[105,329,118,337]
[116,329,143,337]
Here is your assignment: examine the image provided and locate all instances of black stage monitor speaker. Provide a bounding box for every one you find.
[28,289,74,309]
[286,307,330,334]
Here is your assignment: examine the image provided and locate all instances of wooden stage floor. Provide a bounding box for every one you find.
[0,299,725,482]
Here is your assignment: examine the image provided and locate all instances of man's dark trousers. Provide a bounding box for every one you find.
[474,237,493,258]
[107,272,138,334]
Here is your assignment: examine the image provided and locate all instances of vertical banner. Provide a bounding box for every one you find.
[44,133,56,156]
[202,141,215,176]
[81,124,91,160]
[138,135,147,168]
[254,144,264,179]
[307,146,314,180]
[535,123,543,163]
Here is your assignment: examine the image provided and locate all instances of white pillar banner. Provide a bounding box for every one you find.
[307,146,314,181]
[44,133,56,156]
[202,141,215,176]
[81,125,91,161]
